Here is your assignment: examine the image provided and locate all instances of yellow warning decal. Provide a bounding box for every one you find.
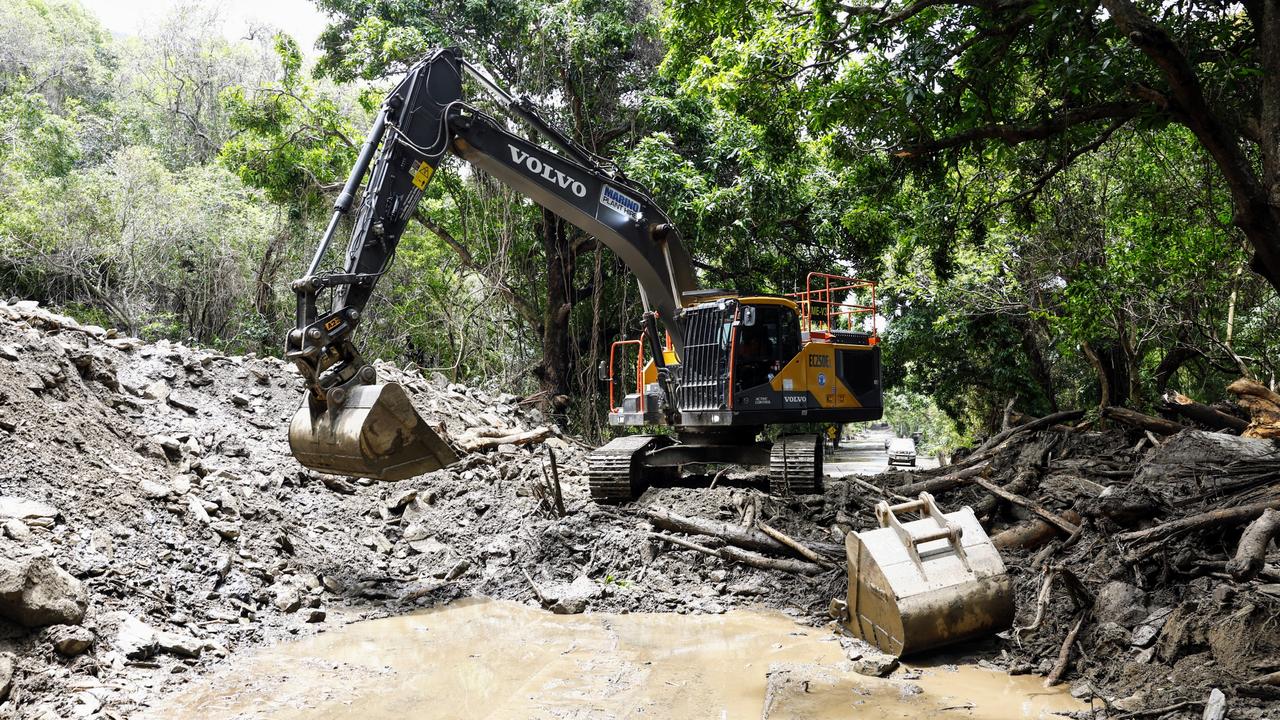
[323,317,342,331]
[411,161,434,189]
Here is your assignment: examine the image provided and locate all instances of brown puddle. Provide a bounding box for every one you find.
[143,598,1089,719]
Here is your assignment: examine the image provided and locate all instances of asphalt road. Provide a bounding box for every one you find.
[825,427,939,478]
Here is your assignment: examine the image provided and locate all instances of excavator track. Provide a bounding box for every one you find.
[588,435,671,502]
[768,434,823,495]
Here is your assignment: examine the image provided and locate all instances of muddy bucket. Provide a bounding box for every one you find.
[288,382,458,481]
[845,492,1013,656]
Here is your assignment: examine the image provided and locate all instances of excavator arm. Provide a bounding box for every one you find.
[285,48,695,480]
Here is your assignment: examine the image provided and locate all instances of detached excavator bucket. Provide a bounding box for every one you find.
[845,492,1013,656]
[288,382,458,481]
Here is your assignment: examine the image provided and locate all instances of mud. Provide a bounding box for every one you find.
[143,598,1087,720]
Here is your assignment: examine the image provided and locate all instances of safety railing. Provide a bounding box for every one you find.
[608,339,645,413]
[788,272,878,340]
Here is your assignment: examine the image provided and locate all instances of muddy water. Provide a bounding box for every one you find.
[145,599,1087,720]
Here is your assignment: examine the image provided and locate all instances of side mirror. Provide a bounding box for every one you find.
[741,306,756,327]
[597,360,610,383]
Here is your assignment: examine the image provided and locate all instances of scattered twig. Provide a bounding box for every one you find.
[1044,611,1086,687]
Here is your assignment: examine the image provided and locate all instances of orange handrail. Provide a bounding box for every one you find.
[787,272,878,338]
[608,339,645,413]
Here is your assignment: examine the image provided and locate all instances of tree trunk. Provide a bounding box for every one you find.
[537,209,576,423]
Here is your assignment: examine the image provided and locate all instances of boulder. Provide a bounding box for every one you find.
[114,615,157,660]
[541,575,600,615]
[1094,581,1148,628]
[0,543,88,627]
[0,497,59,523]
[155,629,202,658]
[48,624,95,656]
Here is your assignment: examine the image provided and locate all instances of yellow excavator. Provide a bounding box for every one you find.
[284,47,884,500]
[283,47,1011,658]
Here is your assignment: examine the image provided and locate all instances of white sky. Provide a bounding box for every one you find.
[79,0,330,50]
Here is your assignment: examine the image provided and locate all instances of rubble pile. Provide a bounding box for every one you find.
[866,418,1280,716]
[0,298,1277,718]
[0,301,837,718]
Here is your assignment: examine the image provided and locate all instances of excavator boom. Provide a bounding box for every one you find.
[286,48,694,480]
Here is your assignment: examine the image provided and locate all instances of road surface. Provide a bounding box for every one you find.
[825,427,939,478]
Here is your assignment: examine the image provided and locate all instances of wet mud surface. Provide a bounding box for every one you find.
[143,598,1087,720]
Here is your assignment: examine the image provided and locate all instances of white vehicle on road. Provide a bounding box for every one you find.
[887,438,917,467]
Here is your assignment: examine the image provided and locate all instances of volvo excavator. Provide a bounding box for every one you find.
[285,47,884,502]
[284,48,1014,657]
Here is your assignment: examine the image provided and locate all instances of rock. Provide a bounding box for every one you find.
[0,496,60,522]
[542,575,600,615]
[305,608,326,623]
[0,344,18,361]
[385,489,418,513]
[142,380,170,401]
[847,649,898,677]
[154,435,183,460]
[1094,581,1148,628]
[115,615,157,660]
[273,585,302,613]
[3,519,31,542]
[48,624,95,656]
[167,393,200,414]
[727,580,767,596]
[1069,681,1094,699]
[155,629,203,658]
[0,653,12,702]
[1203,688,1226,720]
[0,544,88,627]
[137,479,173,499]
[170,474,192,495]
[229,392,251,407]
[210,522,241,541]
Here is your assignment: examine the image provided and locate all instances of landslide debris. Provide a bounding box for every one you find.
[0,301,837,718]
[0,298,1277,718]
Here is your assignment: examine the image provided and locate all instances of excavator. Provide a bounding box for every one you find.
[285,47,884,501]
[284,47,1013,658]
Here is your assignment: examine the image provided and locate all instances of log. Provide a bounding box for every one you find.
[993,510,1084,550]
[1228,378,1280,439]
[972,477,1081,536]
[896,462,990,495]
[1101,406,1183,435]
[457,426,552,452]
[718,546,825,575]
[649,532,824,575]
[1226,508,1280,581]
[644,507,843,557]
[1161,392,1249,433]
[1117,497,1280,545]
[758,523,830,566]
[966,409,1086,461]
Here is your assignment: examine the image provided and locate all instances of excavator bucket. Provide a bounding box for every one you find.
[844,492,1013,656]
[288,382,458,481]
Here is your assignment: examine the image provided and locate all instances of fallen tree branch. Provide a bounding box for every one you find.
[649,532,824,575]
[994,511,1084,550]
[758,523,831,566]
[896,462,990,495]
[1226,508,1280,581]
[1044,611,1086,687]
[972,477,1081,536]
[846,475,910,502]
[1228,378,1280,439]
[718,546,825,575]
[1102,406,1182,435]
[457,426,552,452]
[1117,497,1280,545]
[1161,392,1249,433]
[645,504,844,556]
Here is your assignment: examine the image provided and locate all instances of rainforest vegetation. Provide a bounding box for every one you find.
[2,0,1277,444]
